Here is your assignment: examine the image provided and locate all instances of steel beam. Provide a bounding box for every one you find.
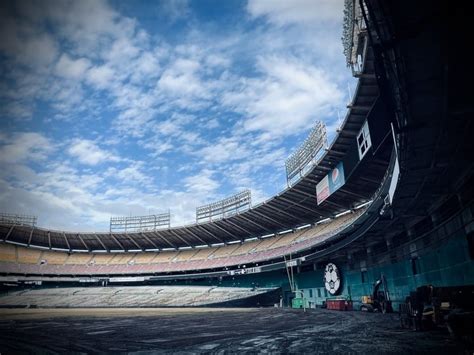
[277,196,331,218]
[184,227,210,246]
[250,209,288,229]
[27,228,34,246]
[168,229,193,247]
[63,232,71,251]
[110,234,126,250]
[260,203,306,223]
[225,219,253,236]
[76,234,90,251]
[195,225,225,244]
[149,231,176,249]
[125,233,144,250]
[140,233,160,249]
[236,214,272,233]
[3,225,15,241]
[208,221,239,241]
[93,234,109,251]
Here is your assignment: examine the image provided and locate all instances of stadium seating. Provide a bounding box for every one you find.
[0,243,16,262]
[41,251,68,265]
[17,248,41,264]
[0,208,365,276]
[0,286,277,308]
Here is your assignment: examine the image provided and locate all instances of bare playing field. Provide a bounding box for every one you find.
[0,307,467,353]
[0,307,254,319]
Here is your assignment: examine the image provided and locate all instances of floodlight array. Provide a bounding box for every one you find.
[342,0,355,67]
[0,213,37,227]
[342,0,367,72]
[196,190,251,222]
[110,212,170,232]
[285,121,327,181]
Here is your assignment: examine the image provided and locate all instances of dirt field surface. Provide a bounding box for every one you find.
[0,307,469,354]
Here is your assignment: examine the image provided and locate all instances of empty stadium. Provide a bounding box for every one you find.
[0,0,473,353]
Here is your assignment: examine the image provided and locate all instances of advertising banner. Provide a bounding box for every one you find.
[316,175,330,205]
[316,162,345,205]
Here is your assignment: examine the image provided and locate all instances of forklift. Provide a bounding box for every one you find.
[360,274,393,313]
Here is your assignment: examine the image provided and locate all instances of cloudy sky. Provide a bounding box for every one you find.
[0,0,354,231]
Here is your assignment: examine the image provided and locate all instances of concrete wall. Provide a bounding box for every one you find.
[293,205,474,310]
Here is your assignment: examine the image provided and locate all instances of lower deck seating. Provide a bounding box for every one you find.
[0,286,277,307]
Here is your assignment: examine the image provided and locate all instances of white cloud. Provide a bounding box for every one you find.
[0,17,58,69]
[55,54,91,79]
[222,56,343,137]
[130,52,162,83]
[197,136,251,164]
[159,0,191,22]
[68,139,120,166]
[184,169,219,193]
[158,58,205,97]
[0,132,54,164]
[247,0,343,26]
[107,162,153,186]
[86,65,115,89]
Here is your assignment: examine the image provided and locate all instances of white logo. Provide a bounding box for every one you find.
[324,263,341,295]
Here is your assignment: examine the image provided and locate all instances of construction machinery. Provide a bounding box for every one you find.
[360,274,393,313]
[399,284,474,343]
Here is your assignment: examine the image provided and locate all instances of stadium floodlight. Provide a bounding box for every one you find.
[0,213,37,227]
[342,0,367,74]
[196,190,251,222]
[285,121,327,183]
[110,211,171,233]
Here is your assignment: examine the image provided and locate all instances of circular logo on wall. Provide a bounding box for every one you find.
[324,263,341,295]
[332,167,339,182]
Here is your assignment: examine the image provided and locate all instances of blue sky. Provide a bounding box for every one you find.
[0,0,354,231]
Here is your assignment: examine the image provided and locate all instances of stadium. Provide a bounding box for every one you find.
[0,0,473,353]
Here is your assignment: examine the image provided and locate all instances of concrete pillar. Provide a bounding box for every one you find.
[366,246,373,265]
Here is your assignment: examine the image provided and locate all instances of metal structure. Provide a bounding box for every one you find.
[342,0,367,75]
[285,121,327,183]
[0,213,37,227]
[110,212,170,233]
[196,190,251,222]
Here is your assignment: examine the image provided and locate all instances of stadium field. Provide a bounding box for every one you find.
[0,308,463,353]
